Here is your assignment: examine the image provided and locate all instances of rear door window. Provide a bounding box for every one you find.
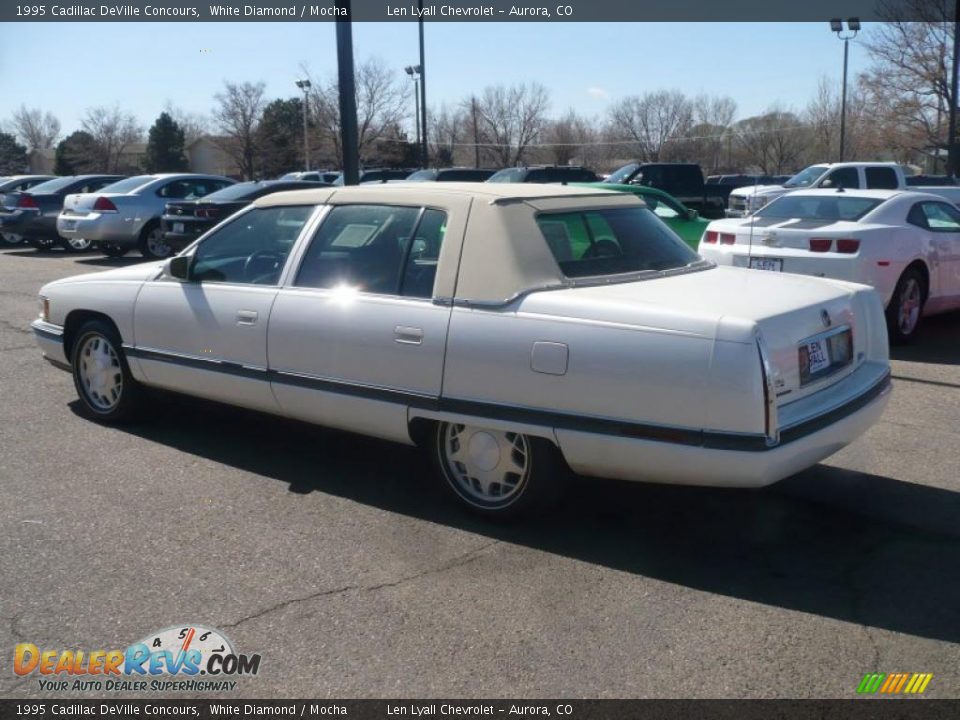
[920,201,960,231]
[865,167,899,189]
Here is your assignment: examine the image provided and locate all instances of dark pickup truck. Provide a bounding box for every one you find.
[604,162,735,219]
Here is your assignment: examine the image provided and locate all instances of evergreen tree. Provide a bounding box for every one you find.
[0,132,28,175]
[257,98,305,179]
[144,112,188,172]
[54,131,98,174]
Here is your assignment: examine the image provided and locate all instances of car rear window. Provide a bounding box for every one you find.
[487,168,525,183]
[201,182,266,201]
[23,177,80,194]
[755,195,883,222]
[536,207,699,279]
[98,175,156,193]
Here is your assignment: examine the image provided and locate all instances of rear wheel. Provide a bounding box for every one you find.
[1,232,23,246]
[431,421,564,519]
[60,237,92,253]
[70,320,142,423]
[99,242,129,258]
[138,223,172,259]
[886,267,925,345]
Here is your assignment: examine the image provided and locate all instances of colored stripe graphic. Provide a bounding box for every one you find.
[857,673,932,695]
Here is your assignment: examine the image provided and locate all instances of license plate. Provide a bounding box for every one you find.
[799,329,852,385]
[173,222,184,234]
[62,220,77,231]
[749,257,783,272]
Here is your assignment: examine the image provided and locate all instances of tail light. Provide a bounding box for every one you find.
[93,197,118,212]
[196,208,220,218]
[720,233,736,245]
[17,194,38,209]
[836,238,860,254]
[809,238,832,252]
[703,230,718,244]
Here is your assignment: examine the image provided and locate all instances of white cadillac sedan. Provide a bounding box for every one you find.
[699,189,960,343]
[32,184,891,518]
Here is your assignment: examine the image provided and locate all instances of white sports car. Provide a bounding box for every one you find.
[699,188,960,343]
[32,184,891,518]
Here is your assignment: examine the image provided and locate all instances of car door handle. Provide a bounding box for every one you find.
[237,310,258,325]
[394,326,423,345]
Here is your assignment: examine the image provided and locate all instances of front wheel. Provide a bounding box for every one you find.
[71,320,142,423]
[60,237,93,253]
[886,267,925,345]
[431,421,564,519]
[138,224,172,259]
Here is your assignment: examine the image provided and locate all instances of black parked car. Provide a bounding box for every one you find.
[0,175,123,252]
[161,180,328,251]
[0,175,57,244]
[487,165,599,183]
[405,167,497,182]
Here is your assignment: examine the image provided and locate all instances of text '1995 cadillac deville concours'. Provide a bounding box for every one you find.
[31,184,892,518]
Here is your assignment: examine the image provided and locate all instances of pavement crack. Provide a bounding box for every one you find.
[223,540,500,631]
[0,318,31,336]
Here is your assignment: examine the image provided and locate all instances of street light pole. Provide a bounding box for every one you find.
[336,0,359,185]
[830,18,860,162]
[405,65,422,165]
[418,3,428,167]
[295,79,311,172]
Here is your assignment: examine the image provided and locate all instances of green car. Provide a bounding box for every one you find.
[575,183,709,250]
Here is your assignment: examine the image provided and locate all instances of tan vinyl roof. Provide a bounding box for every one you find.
[254,183,644,305]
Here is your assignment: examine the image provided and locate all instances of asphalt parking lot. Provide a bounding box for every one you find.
[1,246,959,700]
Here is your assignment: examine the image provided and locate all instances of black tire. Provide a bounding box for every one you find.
[27,236,57,252]
[70,320,142,423]
[430,421,565,520]
[99,243,129,258]
[138,222,173,259]
[1,232,23,246]
[885,267,926,345]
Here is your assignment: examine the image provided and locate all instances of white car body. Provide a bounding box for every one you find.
[700,189,960,317]
[726,162,960,218]
[32,184,890,496]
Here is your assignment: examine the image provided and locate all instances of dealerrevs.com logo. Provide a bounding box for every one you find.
[14,625,261,692]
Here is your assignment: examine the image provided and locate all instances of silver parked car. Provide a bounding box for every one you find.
[57,174,234,259]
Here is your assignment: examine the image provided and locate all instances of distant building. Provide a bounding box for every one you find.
[186,136,243,178]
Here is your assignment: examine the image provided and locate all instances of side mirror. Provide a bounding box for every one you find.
[687,208,699,221]
[165,255,191,282]
[820,178,834,188]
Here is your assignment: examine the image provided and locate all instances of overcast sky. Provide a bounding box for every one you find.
[1,22,870,136]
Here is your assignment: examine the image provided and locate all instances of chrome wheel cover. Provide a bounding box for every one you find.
[146,228,171,258]
[898,277,922,335]
[78,334,123,411]
[441,423,530,507]
[68,237,92,251]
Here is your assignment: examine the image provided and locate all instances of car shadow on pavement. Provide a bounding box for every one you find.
[74,256,151,268]
[890,311,960,366]
[74,391,960,646]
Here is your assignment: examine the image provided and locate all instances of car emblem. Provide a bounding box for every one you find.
[821,310,832,328]
[762,232,778,246]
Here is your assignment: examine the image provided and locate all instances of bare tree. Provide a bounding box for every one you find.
[429,103,465,167]
[304,57,409,168]
[470,82,550,167]
[733,108,808,175]
[163,102,210,145]
[861,4,954,164]
[80,105,142,173]
[607,90,693,162]
[9,105,61,151]
[213,81,266,179]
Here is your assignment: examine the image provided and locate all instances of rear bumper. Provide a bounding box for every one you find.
[557,366,891,488]
[57,213,140,245]
[31,319,70,371]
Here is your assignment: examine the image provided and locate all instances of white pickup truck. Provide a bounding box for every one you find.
[726,162,960,217]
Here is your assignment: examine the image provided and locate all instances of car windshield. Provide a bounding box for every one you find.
[536,206,699,279]
[487,168,525,183]
[98,175,155,193]
[754,195,883,222]
[21,177,78,194]
[200,182,266,201]
[603,163,640,184]
[783,165,829,188]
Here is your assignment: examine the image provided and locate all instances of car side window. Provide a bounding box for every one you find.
[907,203,929,229]
[865,167,898,189]
[294,204,422,294]
[190,205,314,285]
[158,180,192,199]
[400,209,448,298]
[821,167,860,189]
[921,202,960,231]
